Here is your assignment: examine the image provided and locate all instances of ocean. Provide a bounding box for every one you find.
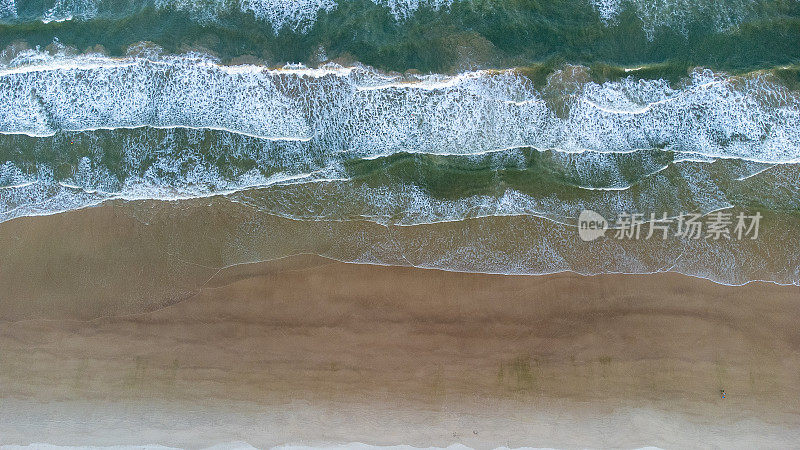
[1,0,799,284]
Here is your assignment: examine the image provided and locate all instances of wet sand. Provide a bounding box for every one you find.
[1,203,800,447]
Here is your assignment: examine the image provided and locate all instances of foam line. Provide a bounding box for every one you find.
[1,56,798,163]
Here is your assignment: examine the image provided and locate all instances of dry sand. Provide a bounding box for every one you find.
[1,203,800,448]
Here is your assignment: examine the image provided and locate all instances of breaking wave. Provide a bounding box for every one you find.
[1,52,799,223]
[2,0,784,39]
[590,0,763,38]
[4,0,457,31]
[1,53,798,162]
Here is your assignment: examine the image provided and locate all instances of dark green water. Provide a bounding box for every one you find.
[2,0,800,73]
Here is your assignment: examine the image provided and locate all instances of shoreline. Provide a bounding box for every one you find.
[2,200,798,309]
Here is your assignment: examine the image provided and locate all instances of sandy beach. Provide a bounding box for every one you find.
[1,203,799,448]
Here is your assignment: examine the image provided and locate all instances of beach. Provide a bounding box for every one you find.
[2,0,800,446]
[1,202,799,447]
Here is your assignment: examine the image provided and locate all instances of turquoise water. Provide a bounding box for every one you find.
[1,0,799,282]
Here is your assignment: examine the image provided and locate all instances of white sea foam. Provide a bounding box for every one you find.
[1,53,798,225]
[231,0,461,28]
[1,55,798,163]
[4,0,767,38]
[228,160,735,226]
[0,124,346,222]
[5,0,456,32]
[0,0,16,19]
[0,162,344,223]
[237,0,336,32]
[371,0,454,20]
[590,0,761,39]
[0,124,766,226]
[42,0,98,22]
[173,0,455,31]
